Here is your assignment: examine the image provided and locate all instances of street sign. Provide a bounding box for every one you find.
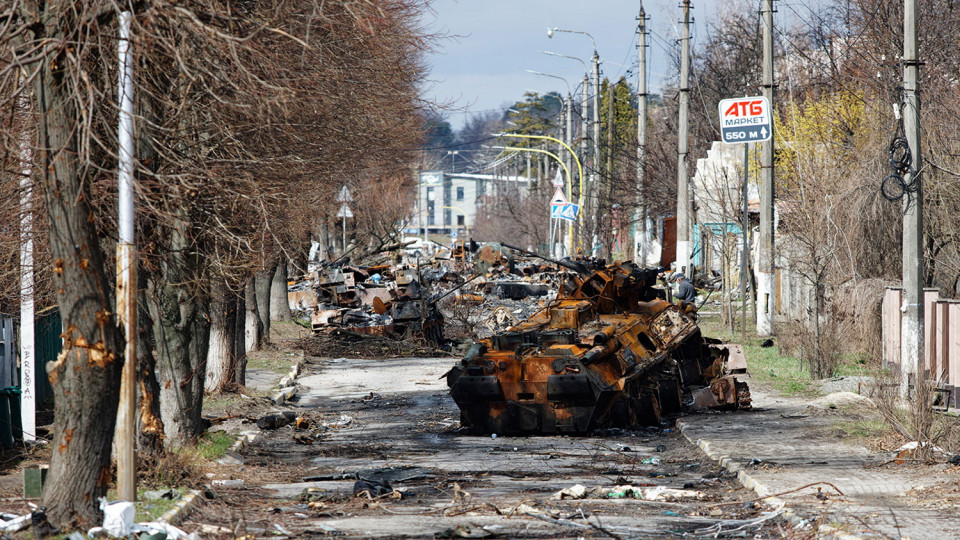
[551,169,564,187]
[336,185,353,202]
[551,203,579,222]
[550,187,568,206]
[337,203,353,218]
[718,96,771,144]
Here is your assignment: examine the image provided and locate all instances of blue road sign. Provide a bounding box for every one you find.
[554,203,579,222]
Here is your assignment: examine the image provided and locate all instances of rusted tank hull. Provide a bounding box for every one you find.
[447,261,750,435]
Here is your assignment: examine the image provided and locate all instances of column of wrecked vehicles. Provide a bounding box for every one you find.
[289,239,751,435]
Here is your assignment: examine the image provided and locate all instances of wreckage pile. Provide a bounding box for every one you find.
[445,256,751,435]
[289,241,750,435]
[288,240,576,354]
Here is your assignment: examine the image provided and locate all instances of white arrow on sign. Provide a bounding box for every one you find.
[717,96,772,143]
[550,187,568,206]
[337,185,353,202]
[337,203,353,218]
[558,203,579,222]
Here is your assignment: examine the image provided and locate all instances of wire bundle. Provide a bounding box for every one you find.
[881,109,920,201]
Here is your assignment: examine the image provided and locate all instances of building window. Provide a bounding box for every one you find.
[444,210,451,226]
[426,187,435,201]
[457,215,465,226]
[456,186,464,200]
[427,214,435,226]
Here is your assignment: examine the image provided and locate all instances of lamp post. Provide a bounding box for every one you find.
[546,28,601,254]
[446,150,460,173]
[539,50,590,227]
[526,72,575,258]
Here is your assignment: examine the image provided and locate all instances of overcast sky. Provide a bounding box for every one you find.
[421,0,725,129]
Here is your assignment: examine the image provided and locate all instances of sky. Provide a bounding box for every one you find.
[421,0,724,130]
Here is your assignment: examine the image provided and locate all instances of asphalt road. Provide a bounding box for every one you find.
[195,355,789,539]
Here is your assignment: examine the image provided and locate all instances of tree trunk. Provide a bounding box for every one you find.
[234,292,247,387]
[255,267,272,343]
[30,38,124,527]
[206,280,239,392]
[244,277,261,353]
[149,219,210,450]
[136,282,164,455]
[270,258,291,321]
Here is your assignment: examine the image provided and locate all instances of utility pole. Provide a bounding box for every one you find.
[676,0,692,275]
[757,0,776,336]
[901,0,923,395]
[580,72,589,251]
[18,73,35,445]
[591,52,601,253]
[565,92,574,256]
[604,84,616,260]
[116,10,137,503]
[636,4,648,266]
[741,144,750,344]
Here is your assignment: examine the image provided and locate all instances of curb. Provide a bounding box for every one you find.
[156,430,260,526]
[677,420,863,539]
[157,489,203,525]
[273,353,305,405]
[158,350,305,527]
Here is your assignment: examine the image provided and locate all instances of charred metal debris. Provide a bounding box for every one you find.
[445,246,751,435]
[289,240,750,434]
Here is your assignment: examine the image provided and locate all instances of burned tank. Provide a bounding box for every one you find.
[446,252,750,435]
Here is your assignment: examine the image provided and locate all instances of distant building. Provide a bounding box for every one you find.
[691,141,760,276]
[414,171,530,239]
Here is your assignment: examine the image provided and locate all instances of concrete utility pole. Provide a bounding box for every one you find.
[565,92,575,256]
[741,144,750,344]
[676,0,692,275]
[635,4,648,266]
[18,73,35,445]
[592,52,601,252]
[901,0,923,394]
[116,10,137,503]
[757,0,776,336]
[605,84,616,260]
[581,72,589,250]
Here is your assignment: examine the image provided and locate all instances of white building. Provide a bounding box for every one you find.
[414,171,530,239]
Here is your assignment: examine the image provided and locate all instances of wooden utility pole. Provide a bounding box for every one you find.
[901,0,923,394]
[636,4,649,266]
[757,0,776,336]
[676,0,692,275]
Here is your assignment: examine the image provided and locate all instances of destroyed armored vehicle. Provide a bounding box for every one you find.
[446,253,750,435]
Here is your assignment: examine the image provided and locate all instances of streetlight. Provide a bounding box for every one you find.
[539,51,590,177]
[546,27,597,52]
[446,150,460,173]
[546,28,602,253]
[490,144,573,257]
[526,70,571,95]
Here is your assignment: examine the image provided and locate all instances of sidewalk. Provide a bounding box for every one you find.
[678,385,960,539]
